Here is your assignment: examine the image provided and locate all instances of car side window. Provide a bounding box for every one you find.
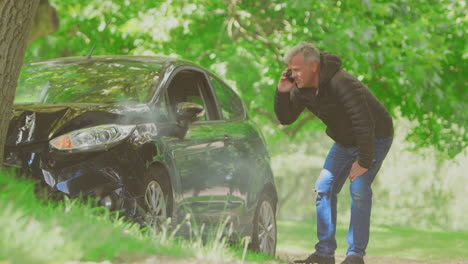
[209,76,244,120]
[154,94,170,122]
[166,70,220,121]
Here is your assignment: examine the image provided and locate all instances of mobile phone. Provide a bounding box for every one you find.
[285,69,294,82]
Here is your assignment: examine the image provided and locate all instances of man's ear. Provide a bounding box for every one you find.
[310,61,319,73]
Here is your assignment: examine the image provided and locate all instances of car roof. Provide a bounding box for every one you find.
[28,55,199,69]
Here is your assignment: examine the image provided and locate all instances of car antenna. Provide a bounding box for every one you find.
[86,44,96,59]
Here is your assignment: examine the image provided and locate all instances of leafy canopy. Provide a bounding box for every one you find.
[25,0,467,158]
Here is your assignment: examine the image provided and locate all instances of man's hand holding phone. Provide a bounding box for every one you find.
[277,68,295,93]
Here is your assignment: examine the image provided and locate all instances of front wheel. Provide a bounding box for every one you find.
[140,168,172,229]
[251,194,277,256]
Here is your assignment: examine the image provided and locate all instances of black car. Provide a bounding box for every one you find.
[4,56,277,255]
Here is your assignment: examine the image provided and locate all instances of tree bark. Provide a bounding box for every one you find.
[0,0,40,167]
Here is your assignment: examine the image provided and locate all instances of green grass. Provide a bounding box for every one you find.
[277,219,468,260]
[0,169,275,264]
[0,170,186,264]
[5,167,466,264]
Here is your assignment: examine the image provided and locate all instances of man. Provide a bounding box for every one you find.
[275,42,393,264]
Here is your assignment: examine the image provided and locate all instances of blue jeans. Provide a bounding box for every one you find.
[314,137,392,257]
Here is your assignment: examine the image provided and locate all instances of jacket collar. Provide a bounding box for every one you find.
[318,52,342,95]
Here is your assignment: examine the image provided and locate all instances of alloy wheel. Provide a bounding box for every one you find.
[257,200,276,255]
[144,180,167,226]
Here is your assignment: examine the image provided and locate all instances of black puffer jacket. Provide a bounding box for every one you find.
[274,53,393,168]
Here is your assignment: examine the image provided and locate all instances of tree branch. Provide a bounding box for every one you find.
[289,113,316,138]
[254,107,278,124]
[254,107,316,138]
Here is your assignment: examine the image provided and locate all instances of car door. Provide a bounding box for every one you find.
[159,67,238,225]
[207,75,271,230]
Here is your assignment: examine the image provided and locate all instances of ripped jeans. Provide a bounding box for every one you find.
[314,137,392,257]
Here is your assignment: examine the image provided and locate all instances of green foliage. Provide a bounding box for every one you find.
[370,118,468,230]
[24,0,467,158]
[0,170,274,264]
[0,170,174,263]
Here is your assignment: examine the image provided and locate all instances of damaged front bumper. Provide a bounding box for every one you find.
[3,143,145,218]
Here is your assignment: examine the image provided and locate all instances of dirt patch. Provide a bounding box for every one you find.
[64,254,468,264]
[278,251,468,264]
[65,256,280,264]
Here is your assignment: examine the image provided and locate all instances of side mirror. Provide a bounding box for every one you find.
[176,102,204,123]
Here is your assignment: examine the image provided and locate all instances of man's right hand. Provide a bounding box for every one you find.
[277,68,295,93]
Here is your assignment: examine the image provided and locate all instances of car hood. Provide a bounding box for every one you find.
[6,102,153,147]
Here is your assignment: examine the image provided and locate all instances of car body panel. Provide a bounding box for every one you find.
[3,55,277,241]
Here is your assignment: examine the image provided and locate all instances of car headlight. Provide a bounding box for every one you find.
[50,124,136,153]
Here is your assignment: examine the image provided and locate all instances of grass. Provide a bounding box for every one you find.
[277,219,468,260]
[0,169,275,264]
[0,170,185,264]
[3,167,466,264]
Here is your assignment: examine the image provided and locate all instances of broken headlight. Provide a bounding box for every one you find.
[50,124,136,153]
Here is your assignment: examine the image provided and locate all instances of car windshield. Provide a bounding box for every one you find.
[15,60,162,104]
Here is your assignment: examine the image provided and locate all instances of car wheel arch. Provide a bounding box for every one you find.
[260,182,278,212]
[139,143,158,164]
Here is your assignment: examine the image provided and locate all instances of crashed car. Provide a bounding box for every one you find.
[4,56,277,255]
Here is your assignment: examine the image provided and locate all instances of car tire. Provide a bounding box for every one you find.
[251,193,277,256]
[140,167,172,229]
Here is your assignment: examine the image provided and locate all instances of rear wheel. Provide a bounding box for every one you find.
[251,194,277,256]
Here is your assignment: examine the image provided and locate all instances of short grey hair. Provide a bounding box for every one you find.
[283,42,320,64]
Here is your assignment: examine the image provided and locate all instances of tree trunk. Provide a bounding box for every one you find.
[0,0,40,167]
